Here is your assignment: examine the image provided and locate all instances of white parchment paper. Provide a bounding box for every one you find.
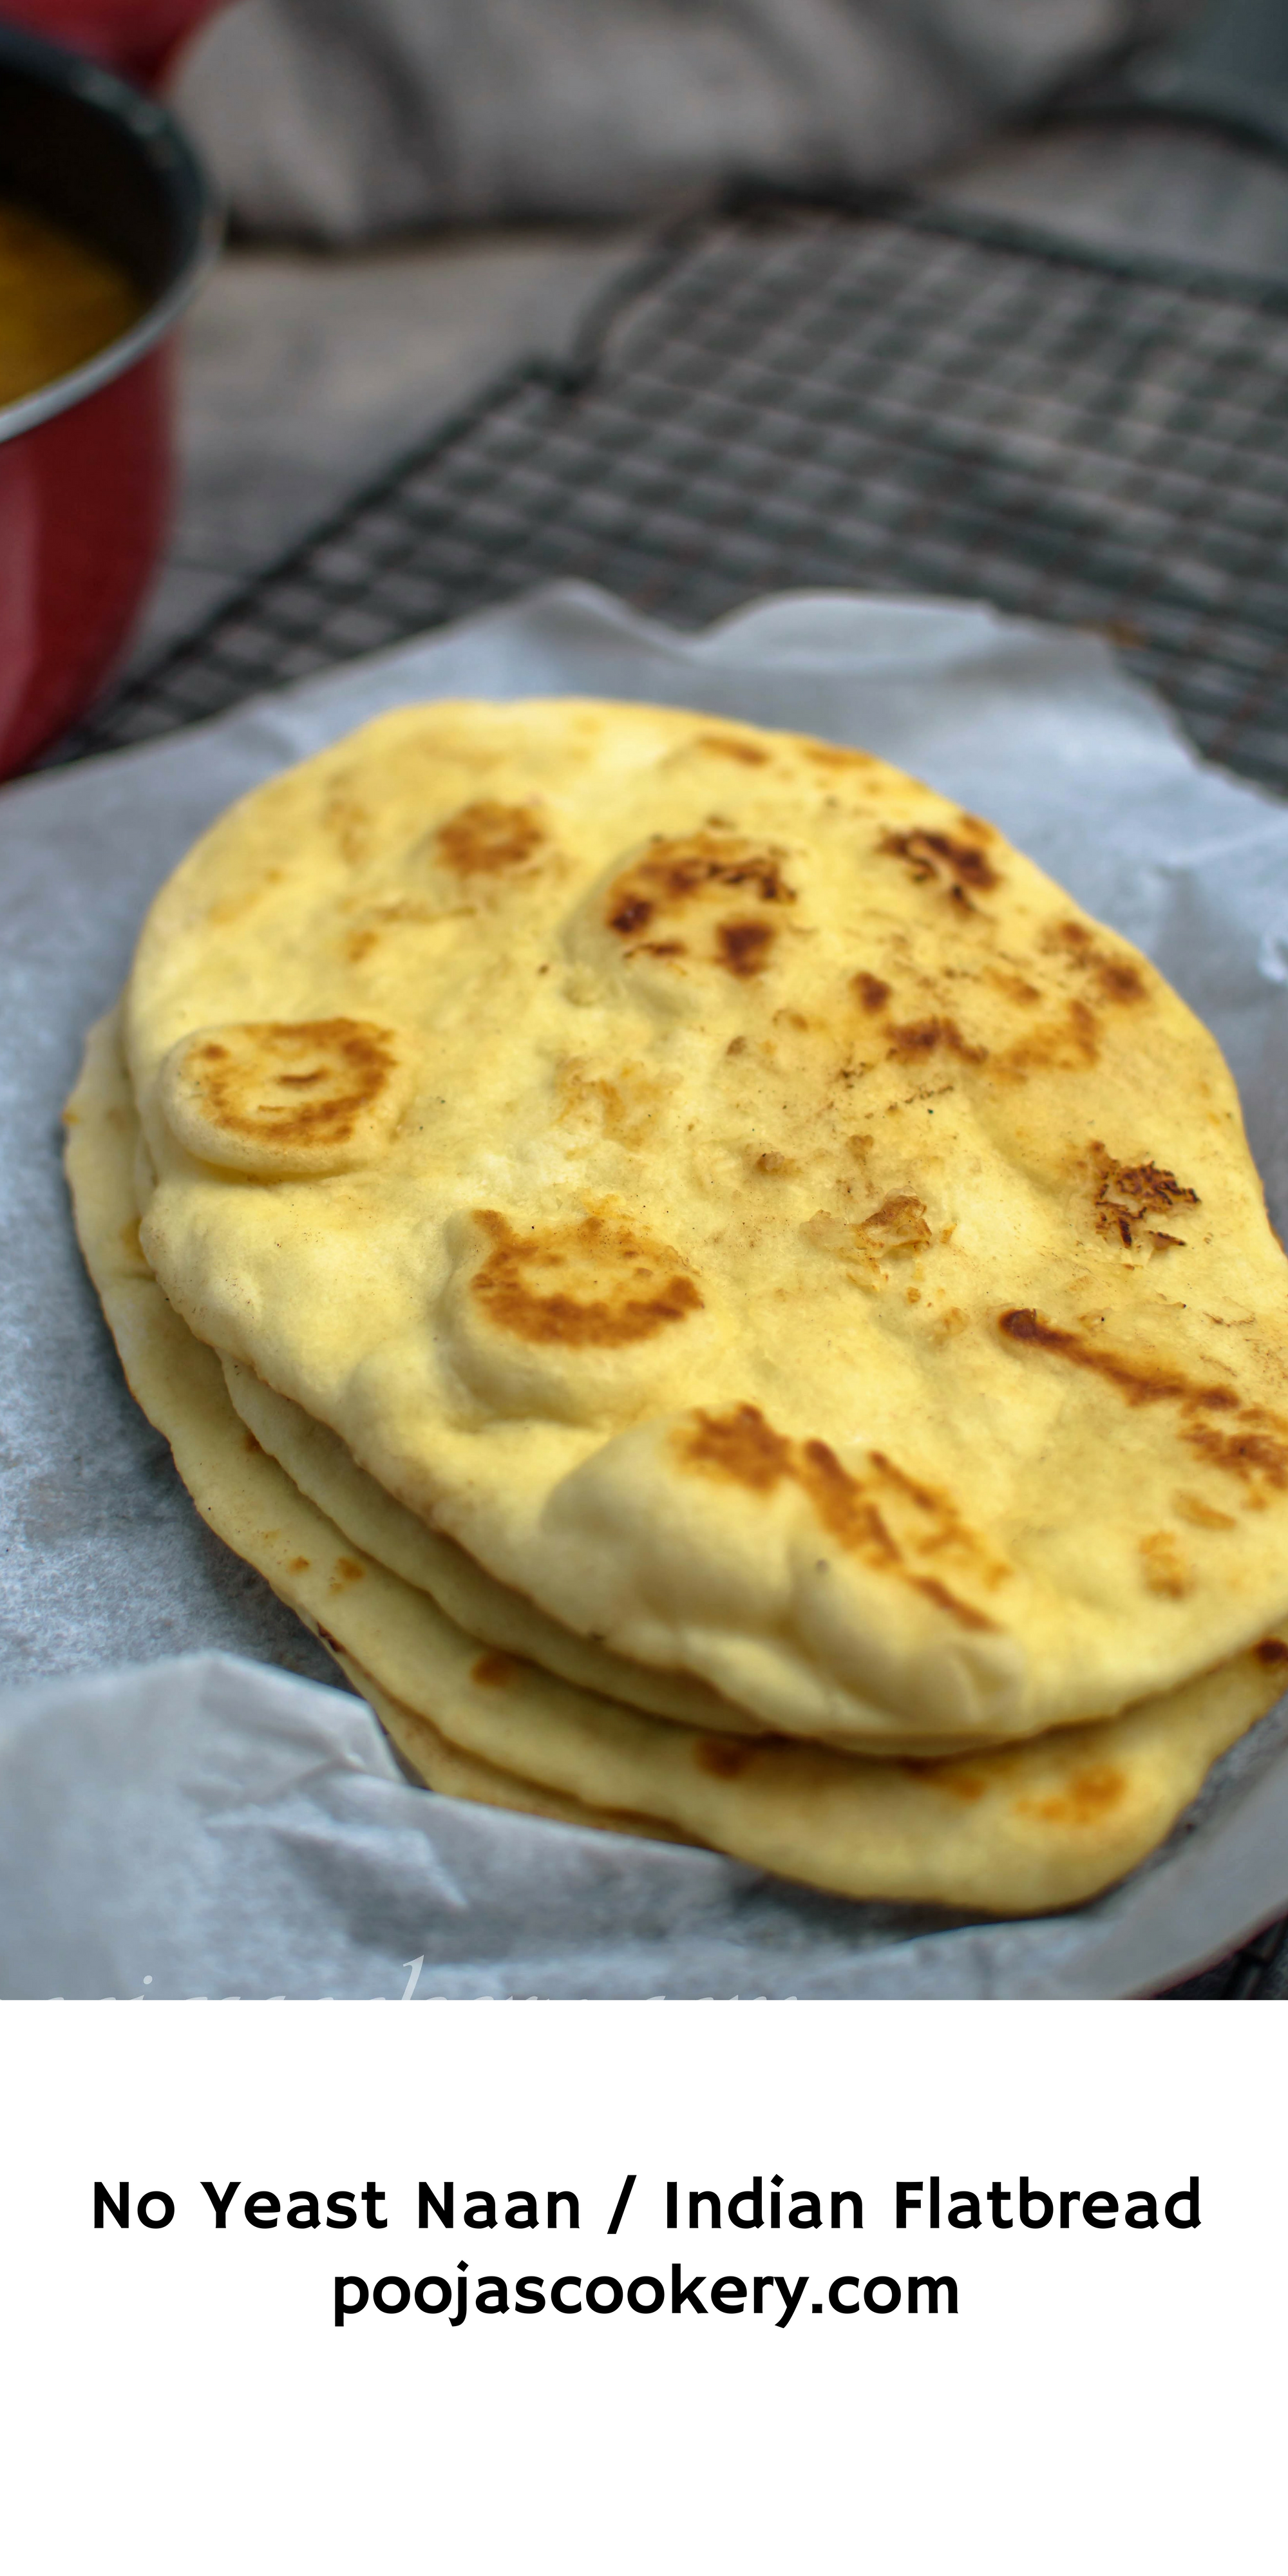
[4,580,1288,1998]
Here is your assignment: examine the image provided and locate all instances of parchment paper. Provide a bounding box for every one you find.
[4,580,1288,1998]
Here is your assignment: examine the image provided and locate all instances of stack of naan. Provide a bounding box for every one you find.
[65,699,1288,1915]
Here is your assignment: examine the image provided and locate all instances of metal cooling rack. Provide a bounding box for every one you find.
[63,198,1288,789]
[58,196,1288,1995]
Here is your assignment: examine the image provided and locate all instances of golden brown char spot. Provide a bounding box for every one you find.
[998,999,1100,1077]
[717,918,776,978]
[998,1307,1236,1410]
[853,972,891,1012]
[1107,1157,1200,1209]
[867,1449,949,1520]
[436,801,545,877]
[609,896,650,935]
[1019,1765,1127,1830]
[316,1625,342,1654]
[1184,1421,1288,1492]
[609,832,794,922]
[471,1209,703,1349]
[1255,1636,1288,1666]
[726,1035,748,1057]
[1043,918,1147,1005]
[805,742,875,772]
[755,1150,793,1175]
[1099,960,1145,1003]
[878,824,1001,896]
[858,1193,932,1255]
[676,1406,1004,1626]
[696,1737,755,1779]
[471,1651,518,1687]
[1046,919,1092,957]
[1173,1490,1236,1530]
[887,1016,987,1066]
[1000,1309,1288,1495]
[681,1402,794,1492]
[1139,1532,1193,1599]
[185,1019,400,1154]
[799,1437,903,1569]
[605,829,795,978]
[693,732,770,766]
[287,1555,310,1575]
[1090,1145,1198,1252]
[989,969,1041,1006]
[909,1575,996,1632]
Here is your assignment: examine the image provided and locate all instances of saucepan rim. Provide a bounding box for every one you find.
[0,19,220,449]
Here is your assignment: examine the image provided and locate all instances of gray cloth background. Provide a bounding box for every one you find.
[175,0,1198,240]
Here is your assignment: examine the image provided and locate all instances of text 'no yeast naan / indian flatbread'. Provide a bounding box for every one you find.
[120,699,1288,1756]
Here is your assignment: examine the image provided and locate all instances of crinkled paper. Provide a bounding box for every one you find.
[4,582,1288,1996]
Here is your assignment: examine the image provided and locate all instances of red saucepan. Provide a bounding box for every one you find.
[0,3,227,91]
[0,21,219,777]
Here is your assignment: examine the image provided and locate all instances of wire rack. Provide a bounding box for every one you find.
[64,198,1288,788]
[59,196,1288,1994]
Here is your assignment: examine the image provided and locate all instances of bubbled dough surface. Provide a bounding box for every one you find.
[124,699,1288,1746]
[64,1008,1288,1916]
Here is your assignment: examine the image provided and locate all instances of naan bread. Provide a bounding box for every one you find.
[122,701,1288,1749]
[218,1354,761,1738]
[65,1008,1288,1915]
[217,1354,1007,1758]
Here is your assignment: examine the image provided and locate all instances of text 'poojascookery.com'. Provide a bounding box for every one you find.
[92,2168,1204,2330]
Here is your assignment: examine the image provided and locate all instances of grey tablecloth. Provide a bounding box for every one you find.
[176,0,1196,239]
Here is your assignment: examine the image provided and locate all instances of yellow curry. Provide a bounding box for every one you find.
[0,198,143,408]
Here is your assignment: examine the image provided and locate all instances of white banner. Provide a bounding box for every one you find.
[3,2002,1282,2572]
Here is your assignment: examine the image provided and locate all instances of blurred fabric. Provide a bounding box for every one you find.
[175,0,1202,242]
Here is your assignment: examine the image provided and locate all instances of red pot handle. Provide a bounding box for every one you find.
[0,1,229,90]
